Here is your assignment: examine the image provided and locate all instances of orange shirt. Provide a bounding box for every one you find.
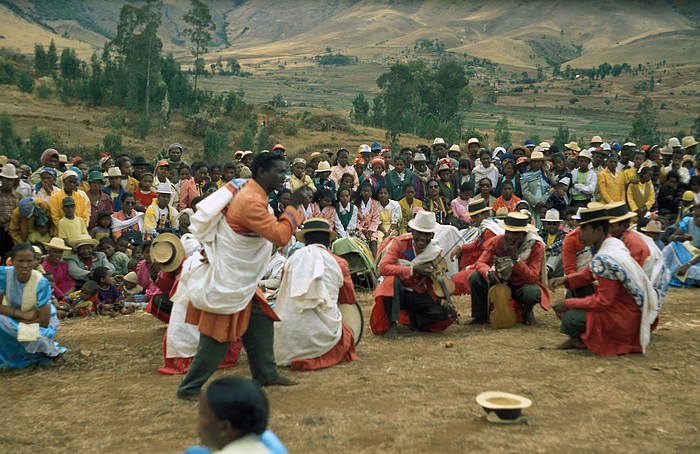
[492,194,521,213]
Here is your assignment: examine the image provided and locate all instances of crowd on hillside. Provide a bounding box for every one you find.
[1,134,699,367]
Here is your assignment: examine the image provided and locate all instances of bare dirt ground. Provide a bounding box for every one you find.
[2,287,699,453]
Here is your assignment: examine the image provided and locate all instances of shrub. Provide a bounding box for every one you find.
[35,84,52,99]
[103,133,122,154]
[569,97,579,104]
[17,69,34,93]
[302,112,349,132]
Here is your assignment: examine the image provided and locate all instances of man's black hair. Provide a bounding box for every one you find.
[251,153,285,180]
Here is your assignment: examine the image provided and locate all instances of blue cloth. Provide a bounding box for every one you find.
[183,430,288,454]
[0,267,65,369]
[103,186,128,212]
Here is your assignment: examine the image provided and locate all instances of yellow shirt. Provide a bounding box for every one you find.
[597,168,626,203]
[50,189,90,227]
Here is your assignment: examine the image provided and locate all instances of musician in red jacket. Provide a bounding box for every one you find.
[370,211,454,339]
[467,212,550,325]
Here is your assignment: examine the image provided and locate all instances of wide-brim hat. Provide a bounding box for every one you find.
[0,163,18,179]
[606,201,636,223]
[316,161,332,173]
[564,141,581,152]
[507,145,529,155]
[578,149,593,160]
[530,151,546,161]
[467,137,481,146]
[412,153,427,163]
[43,237,72,251]
[543,209,561,222]
[88,170,105,183]
[590,135,603,145]
[577,206,614,225]
[681,136,698,149]
[476,391,532,424]
[295,217,337,243]
[431,138,447,149]
[151,233,185,272]
[71,234,99,249]
[495,207,509,219]
[448,144,461,153]
[240,150,254,158]
[408,210,437,233]
[668,137,681,148]
[467,199,490,216]
[107,167,122,178]
[156,182,173,195]
[132,156,148,165]
[500,212,536,232]
[641,220,664,233]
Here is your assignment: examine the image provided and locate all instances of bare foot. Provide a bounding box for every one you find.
[557,338,587,350]
[264,376,298,387]
[385,323,398,340]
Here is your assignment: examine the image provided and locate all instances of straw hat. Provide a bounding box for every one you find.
[0,163,18,179]
[476,391,532,424]
[606,202,636,223]
[564,141,581,152]
[71,234,99,248]
[42,237,71,251]
[123,271,139,284]
[240,150,253,159]
[539,142,551,151]
[295,217,337,243]
[467,137,481,147]
[358,144,371,154]
[412,153,427,163]
[641,220,664,233]
[233,150,244,160]
[578,149,593,160]
[681,136,698,149]
[495,207,509,219]
[577,206,613,225]
[448,144,461,153]
[291,157,306,167]
[431,138,448,149]
[590,135,603,145]
[529,151,546,161]
[507,145,529,155]
[500,212,536,232]
[58,154,68,164]
[107,167,122,178]
[467,199,490,216]
[315,161,332,173]
[542,209,561,223]
[150,233,184,272]
[408,210,437,233]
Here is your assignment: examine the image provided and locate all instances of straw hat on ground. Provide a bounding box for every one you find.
[476,391,532,424]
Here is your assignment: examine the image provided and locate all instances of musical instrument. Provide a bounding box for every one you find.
[428,257,459,323]
[338,303,364,345]
[488,284,516,329]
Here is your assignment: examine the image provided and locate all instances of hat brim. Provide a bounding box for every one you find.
[468,207,491,216]
[682,140,698,149]
[72,239,99,248]
[295,228,338,243]
[498,220,537,232]
[578,215,614,225]
[151,233,184,272]
[42,241,71,251]
[407,219,437,233]
[610,211,636,223]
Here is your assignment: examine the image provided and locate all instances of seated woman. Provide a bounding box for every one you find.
[0,243,66,369]
[376,185,402,244]
[423,178,451,224]
[355,182,380,257]
[663,207,700,287]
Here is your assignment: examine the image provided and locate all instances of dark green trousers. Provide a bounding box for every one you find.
[560,309,587,338]
[176,301,279,397]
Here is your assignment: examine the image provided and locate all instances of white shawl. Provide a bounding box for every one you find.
[273,244,344,366]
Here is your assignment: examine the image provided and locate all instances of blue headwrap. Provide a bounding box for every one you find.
[69,166,83,184]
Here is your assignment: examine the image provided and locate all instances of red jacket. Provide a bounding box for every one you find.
[562,228,586,275]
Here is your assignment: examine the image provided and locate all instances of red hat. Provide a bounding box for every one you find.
[353,157,365,165]
[272,143,285,152]
[371,157,385,169]
[517,156,528,165]
[641,145,650,152]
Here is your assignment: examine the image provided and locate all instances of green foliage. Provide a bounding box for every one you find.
[60,48,81,80]
[629,98,660,146]
[27,127,54,166]
[182,0,215,93]
[135,112,151,139]
[103,133,123,154]
[414,38,445,55]
[47,40,58,74]
[483,89,498,105]
[692,116,700,137]
[529,134,541,145]
[282,121,298,136]
[256,127,273,151]
[463,128,485,145]
[0,113,24,160]
[203,127,227,161]
[0,62,17,84]
[569,97,579,104]
[185,112,211,137]
[35,84,52,99]
[494,116,510,145]
[352,93,369,125]
[17,69,34,93]
[34,43,50,77]
[314,53,356,66]
[553,124,570,150]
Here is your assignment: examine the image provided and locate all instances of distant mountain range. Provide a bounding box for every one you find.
[1,0,698,69]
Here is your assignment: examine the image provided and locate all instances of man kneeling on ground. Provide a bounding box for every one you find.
[370,210,455,339]
[461,212,550,325]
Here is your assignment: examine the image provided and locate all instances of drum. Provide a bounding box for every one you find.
[338,303,364,345]
[488,284,516,329]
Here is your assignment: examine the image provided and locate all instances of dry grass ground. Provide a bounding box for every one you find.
[2,287,698,453]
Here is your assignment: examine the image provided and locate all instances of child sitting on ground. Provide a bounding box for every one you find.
[94,266,123,316]
[99,237,129,276]
[59,280,99,318]
[119,271,143,303]
[314,189,336,227]
[90,210,113,241]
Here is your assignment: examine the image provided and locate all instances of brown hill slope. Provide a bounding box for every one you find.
[1,0,698,69]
